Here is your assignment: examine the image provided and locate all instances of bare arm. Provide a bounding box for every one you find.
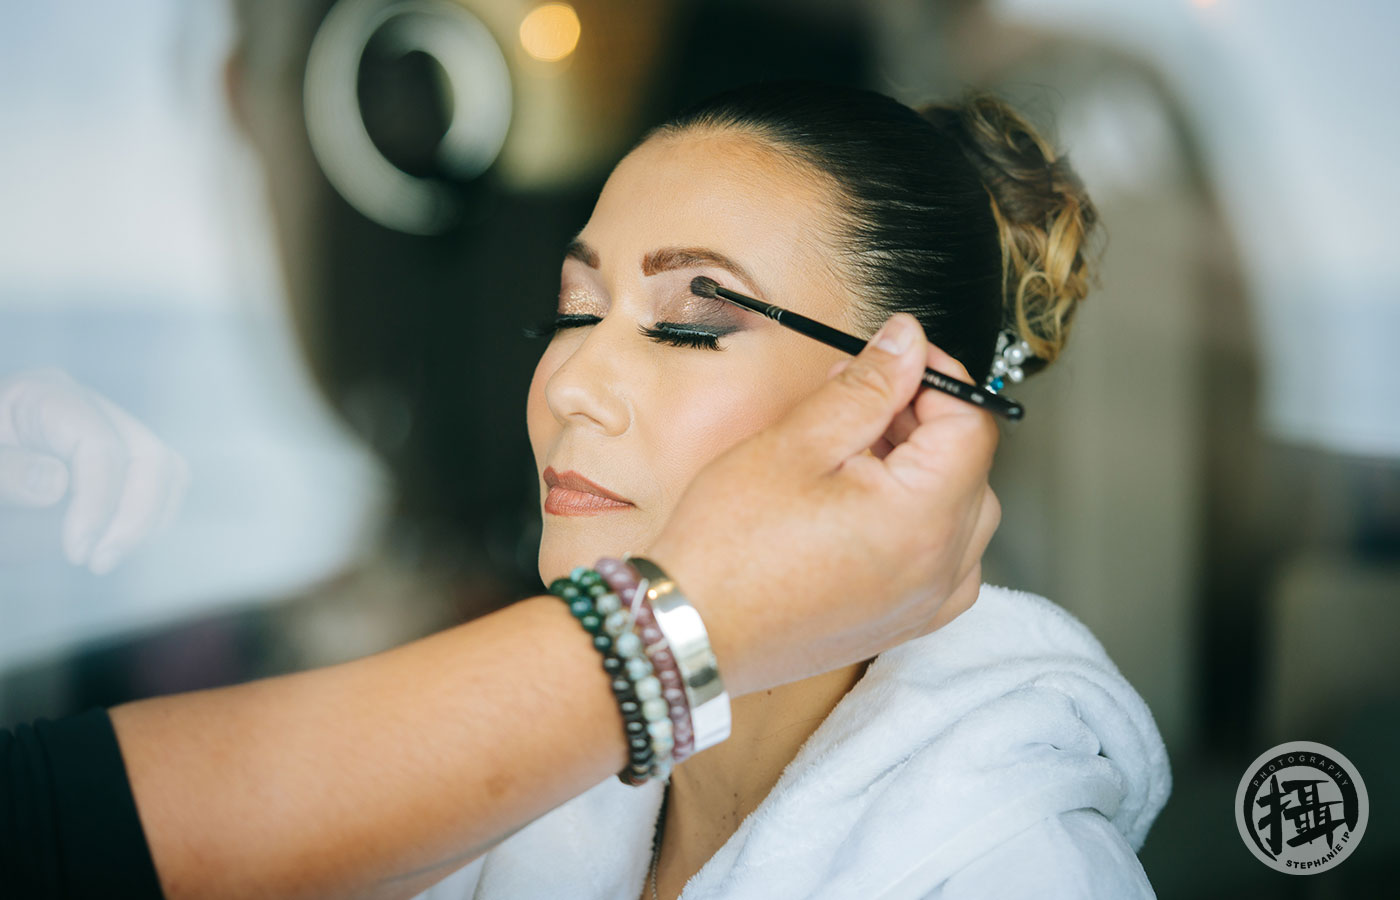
[110,316,1000,899]
[113,595,628,900]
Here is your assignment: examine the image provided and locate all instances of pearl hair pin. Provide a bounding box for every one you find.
[985,330,1032,393]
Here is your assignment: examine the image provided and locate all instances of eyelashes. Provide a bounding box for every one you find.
[525,314,726,351]
[638,325,722,351]
[522,313,599,340]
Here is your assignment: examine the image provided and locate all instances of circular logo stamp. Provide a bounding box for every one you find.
[1235,740,1368,874]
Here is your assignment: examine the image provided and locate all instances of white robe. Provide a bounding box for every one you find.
[419,583,1172,899]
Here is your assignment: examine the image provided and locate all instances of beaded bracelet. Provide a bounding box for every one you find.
[626,556,731,755]
[595,579,676,785]
[549,566,674,783]
[595,558,696,764]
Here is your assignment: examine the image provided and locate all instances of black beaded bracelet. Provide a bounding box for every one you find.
[549,567,661,782]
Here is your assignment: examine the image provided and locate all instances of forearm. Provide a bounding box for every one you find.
[103,322,999,898]
[111,594,627,900]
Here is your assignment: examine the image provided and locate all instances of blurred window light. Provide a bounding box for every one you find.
[519,2,581,63]
[990,0,1400,457]
[0,1,384,668]
[0,2,236,311]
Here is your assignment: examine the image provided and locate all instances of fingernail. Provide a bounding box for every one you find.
[873,316,915,355]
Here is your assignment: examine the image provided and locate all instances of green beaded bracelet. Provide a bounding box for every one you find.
[548,567,669,782]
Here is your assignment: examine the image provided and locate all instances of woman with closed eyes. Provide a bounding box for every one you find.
[424,81,1170,900]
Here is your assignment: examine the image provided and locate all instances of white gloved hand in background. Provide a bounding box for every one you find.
[0,369,189,574]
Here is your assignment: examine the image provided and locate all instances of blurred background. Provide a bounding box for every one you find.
[0,0,1395,896]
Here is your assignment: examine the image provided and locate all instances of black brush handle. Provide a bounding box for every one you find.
[707,281,1025,421]
[920,368,1023,420]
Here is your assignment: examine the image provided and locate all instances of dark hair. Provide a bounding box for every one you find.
[645,81,1100,383]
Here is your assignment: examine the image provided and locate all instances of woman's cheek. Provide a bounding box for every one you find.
[672,356,832,477]
[649,371,792,498]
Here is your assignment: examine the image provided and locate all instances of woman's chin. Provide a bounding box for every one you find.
[538,523,657,585]
[538,538,611,585]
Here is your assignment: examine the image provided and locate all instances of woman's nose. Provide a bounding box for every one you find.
[544,324,632,437]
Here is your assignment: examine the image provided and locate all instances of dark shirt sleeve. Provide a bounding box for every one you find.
[1,707,164,898]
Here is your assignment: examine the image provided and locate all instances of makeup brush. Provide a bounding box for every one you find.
[690,276,1024,421]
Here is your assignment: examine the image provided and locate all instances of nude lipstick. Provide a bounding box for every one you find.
[543,466,634,516]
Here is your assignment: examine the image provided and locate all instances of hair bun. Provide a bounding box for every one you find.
[922,94,1101,371]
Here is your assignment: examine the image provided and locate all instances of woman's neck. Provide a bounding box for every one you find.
[650,660,870,899]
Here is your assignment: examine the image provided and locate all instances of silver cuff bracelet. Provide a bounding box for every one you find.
[626,556,731,754]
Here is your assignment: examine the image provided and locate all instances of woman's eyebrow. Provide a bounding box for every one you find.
[563,239,763,296]
[640,247,758,290]
[563,239,600,268]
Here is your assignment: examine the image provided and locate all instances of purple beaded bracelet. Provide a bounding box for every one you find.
[595,557,697,763]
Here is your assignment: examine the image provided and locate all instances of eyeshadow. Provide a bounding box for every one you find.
[557,286,605,317]
[552,277,754,335]
[655,292,746,331]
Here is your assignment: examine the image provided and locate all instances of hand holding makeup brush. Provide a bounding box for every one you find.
[647,312,1001,696]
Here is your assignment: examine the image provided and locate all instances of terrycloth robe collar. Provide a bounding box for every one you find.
[455,584,1171,899]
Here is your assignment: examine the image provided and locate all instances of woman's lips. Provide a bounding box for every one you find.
[543,467,634,517]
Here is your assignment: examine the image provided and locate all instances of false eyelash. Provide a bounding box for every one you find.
[638,325,724,351]
[523,313,601,339]
[524,314,725,351]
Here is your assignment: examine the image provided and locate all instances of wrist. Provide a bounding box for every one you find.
[622,556,730,756]
[641,533,758,698]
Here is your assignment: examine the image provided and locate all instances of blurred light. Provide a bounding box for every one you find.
[304,0,511,235]
[519,2,581,62]
[1192,0,1220,8]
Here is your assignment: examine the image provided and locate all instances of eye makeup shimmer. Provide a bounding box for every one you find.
[654,292,746,333]
[535,247,761,349]
[557,285,604,317]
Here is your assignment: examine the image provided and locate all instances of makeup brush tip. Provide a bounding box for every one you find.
[690,275,720,299]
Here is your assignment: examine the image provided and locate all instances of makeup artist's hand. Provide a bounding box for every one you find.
[647,313,1000,696]
[0,368,189,573]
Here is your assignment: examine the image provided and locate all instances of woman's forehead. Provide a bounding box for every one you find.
[577,132,849,318]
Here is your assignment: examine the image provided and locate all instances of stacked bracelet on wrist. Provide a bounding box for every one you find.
[626,556,731,756]
[549,567,662,783]
[547,557,729,786]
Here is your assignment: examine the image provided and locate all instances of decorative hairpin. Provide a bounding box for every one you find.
[984,330,1032,393]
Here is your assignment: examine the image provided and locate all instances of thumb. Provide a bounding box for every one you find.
[773,313,928,474]
[0,446,70,508]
